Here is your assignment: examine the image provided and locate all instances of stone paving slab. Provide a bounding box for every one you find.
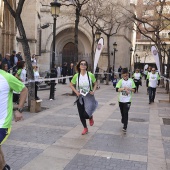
[64,154,147,170]
[2,145,43,170]
[99,121,149,137]
[83,133,148,155]
[161,125,170,137]
[33,115,80,127]
[109,112,149,122]
[8,125,68,145]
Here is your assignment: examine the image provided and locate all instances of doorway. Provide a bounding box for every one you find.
[62,42,77,65]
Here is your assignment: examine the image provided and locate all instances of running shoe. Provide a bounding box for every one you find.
[3,164,12,170]
[89,116,94,126]
[122,128,126,132]
[82,128,88,135]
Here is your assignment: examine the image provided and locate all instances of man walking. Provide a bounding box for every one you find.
[62,62,68,84]
[116,68,136,132]
[0,69,28,170]
[146,67,160,104]
[118,66,122,79]
[68,62,75,82]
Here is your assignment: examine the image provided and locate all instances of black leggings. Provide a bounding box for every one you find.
[135,81,140,92]
[77,99,90,128]
[119,102,131,129]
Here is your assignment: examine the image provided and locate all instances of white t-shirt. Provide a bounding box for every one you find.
[116,78,136,103]
[34,71,40,81]
[20,69,27,82]
[148,73,160,88]
[133,73,141,80]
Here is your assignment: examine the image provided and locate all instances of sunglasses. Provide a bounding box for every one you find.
[80,63,87,66]
[152,70,155,71]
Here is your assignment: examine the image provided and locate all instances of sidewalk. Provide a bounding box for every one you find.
[3,81,170,170]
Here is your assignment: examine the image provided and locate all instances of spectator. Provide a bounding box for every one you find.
[2,54,11,72]
[57,64,62,83]
[62,62,68,84]
[15,61,27,82]
[68,62,75,82]
[118,66,122,79]
[16,51,23,61]
[33,66,40,100]
[31,54,37,66]
[10,50,18,73]
[1,63,8,72]
[112,75,118,89]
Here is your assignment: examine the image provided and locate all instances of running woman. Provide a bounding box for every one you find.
[116,68,136,132]
[0,69,27,170]
[70,60,98,135]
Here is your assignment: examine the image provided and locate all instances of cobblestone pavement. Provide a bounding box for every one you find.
[2,79,170,170]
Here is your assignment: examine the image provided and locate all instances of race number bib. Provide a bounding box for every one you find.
[122,90,128,96]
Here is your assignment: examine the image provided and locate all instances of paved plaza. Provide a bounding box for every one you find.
[2,79,170,170]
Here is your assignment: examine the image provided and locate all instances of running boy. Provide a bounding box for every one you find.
[116,68,136,132]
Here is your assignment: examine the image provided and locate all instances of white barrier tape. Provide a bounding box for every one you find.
[160,76,170,82]
[23,76,73,84]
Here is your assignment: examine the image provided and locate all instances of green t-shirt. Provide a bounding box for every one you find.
[0,70,25,128]
[71,72,96,92]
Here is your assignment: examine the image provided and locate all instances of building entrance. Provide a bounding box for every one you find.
[62,42,77,65]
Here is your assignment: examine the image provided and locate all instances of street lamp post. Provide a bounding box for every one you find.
[162,42,167,75]
[95,29,101,43]
[50,0,61,69]
[49,0,61,100]
[129,47,133,76]
[113,42,117,73]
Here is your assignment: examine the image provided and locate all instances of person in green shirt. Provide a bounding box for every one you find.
[116,68,136,132]
[0,69,28,170]
[70,60,98,135]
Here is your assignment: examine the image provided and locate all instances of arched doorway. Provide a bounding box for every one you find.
[62,42,77,65]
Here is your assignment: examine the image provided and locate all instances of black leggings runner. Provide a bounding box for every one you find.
[77,98,90,128]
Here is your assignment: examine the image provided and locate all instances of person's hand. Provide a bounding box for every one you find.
[14,110,23,122]
[90,91,95,95]
[76,91,81,97]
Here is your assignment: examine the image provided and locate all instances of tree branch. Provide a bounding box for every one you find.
[16,0,25,15]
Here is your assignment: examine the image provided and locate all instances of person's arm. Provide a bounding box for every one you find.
[70,74,80,96]
[7,74,28,121]
[116,80,123,92]
[89,81,97,95]
[70,82,80,96]
[14,87,28,122]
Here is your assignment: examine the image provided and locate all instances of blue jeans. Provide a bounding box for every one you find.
[148,87,156,102]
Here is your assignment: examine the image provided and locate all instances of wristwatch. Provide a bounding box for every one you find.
[17,108,23,113]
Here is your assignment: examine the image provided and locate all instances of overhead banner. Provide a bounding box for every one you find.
[93,38,104,73]
[151,46,160,74]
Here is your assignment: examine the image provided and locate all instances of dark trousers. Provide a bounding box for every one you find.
[49,82,55,99]
[148,87,156,102]
[134,81,140,92]
[119,102,131,129]
[77,99,90,128]
[35,82,38,98]
[62,76,66,84]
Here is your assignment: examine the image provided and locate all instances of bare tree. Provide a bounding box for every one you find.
[3,0,35,109]
[124,0,170,76]
[61,0,90,63]
[94,1,129,84]
[81,0,103,72]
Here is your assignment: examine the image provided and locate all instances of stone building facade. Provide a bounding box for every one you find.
[0,0,16,57]
[1,0,135,74]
